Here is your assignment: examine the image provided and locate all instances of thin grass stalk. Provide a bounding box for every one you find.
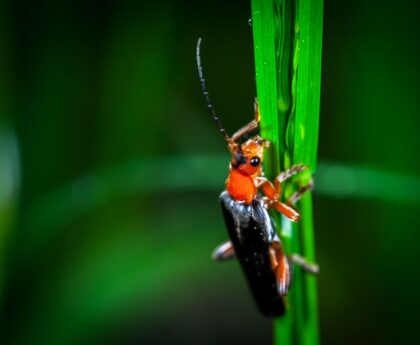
[251,0,323,344]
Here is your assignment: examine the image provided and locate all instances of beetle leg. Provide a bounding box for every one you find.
[271,240,291,296]
[287,179,314,205]
[212,240,235,261]
[254,176,268,188]
[230,119,259,143]
[229,100,261,144]
[261,180,281,200]
[264,198,301,222]
[254,98,260,122]
[273,201,300,222]
[275,164,308,183]
[290,254,319,275]
[261,175,301,222]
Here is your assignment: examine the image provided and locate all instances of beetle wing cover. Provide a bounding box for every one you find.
[220,191,285,317]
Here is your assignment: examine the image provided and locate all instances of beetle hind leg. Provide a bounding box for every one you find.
[277,253,291,296]
[290,254,319,275]
[212,240,235,261]
[270,241,291,296]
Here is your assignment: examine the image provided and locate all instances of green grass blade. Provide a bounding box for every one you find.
[251,0,281,178]
[293,0,323,171]
[289,1,323,345]
[252,0,323,344]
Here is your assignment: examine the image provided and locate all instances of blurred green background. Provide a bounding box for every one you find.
[1,0,419,344]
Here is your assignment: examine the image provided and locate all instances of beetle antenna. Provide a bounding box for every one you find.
[196,37,231,142]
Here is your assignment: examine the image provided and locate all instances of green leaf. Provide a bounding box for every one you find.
[251,0,281,178]
[251,1,323,344]
[293,0,323,171]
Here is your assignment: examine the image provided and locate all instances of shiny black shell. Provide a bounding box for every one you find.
[219,191,285,317]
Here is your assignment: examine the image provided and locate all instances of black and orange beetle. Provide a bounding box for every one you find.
[196,38,319,317]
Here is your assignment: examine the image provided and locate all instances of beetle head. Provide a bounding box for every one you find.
[231,135,270,175]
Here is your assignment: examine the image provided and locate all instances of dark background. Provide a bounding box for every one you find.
[0,0,419,344]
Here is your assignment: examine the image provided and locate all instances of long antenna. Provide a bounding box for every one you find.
[196,37,230,142]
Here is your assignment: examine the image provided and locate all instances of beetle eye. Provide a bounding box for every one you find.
[250,156,260,167]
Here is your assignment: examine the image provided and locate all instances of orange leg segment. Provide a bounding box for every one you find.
[231,120,259,143]
[262,179,301,222]
[273,202,301,222]
[262,180,280,201]
[270,241,291,296]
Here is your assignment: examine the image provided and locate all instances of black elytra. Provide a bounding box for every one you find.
[219,191,286,317]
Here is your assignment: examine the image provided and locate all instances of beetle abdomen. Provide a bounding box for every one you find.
[219,191,285,317]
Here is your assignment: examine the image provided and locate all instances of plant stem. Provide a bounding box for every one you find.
[251,0,323,344]
[251,0,281,178]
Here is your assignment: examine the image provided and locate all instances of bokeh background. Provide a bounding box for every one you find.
[1,0,420,344]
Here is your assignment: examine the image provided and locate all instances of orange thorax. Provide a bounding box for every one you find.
[226,168,256,204]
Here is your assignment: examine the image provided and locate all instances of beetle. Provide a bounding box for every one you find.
[196,38,319,317]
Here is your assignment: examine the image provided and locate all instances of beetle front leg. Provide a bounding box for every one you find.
[254,98,260,122]
[262,180,301,222]
[230,120,259,144]
[212,240,235,261]
[254,176,268,188]
[229,100,261,143]
[261,165,311,222]
[263,200,301,222]
[274,202,300,222]
[261,179,281,200]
